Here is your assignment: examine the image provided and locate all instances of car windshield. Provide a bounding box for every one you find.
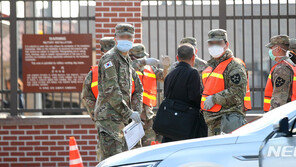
[232,102,296,135]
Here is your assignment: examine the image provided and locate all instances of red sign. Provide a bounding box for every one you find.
[22,34,92,92]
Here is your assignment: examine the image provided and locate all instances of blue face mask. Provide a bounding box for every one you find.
[268,49,276,61]
[269,47,287,61]
[116,40,133,52]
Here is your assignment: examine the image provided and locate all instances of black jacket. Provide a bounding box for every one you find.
[164,62,201,108]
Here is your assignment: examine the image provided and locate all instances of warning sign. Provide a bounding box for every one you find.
[22,34,92,92]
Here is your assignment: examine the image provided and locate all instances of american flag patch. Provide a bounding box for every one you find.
[104,61,113,69]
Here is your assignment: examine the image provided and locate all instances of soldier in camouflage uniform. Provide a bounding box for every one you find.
[81,37,117,160]
[169,37,208,91]
[94,23,143,161]
[82,37,116,122]
[170,37,208,72]
[263,35,295,111]
[201,29,248,136]
[129,43,170,146]
[99,37,116,53]
[130,44,170,82]
[131,47,171,78]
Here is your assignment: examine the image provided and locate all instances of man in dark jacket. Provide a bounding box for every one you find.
[162,44,207,143]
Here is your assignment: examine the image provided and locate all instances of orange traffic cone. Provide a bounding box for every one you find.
[69,137,84,167]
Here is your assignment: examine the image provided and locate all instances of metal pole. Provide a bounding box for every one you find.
[9,0,18,116]
[219,0,227,30]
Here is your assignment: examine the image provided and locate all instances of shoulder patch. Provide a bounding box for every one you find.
[104,61,113,69]
[230,73,241,84]
[275,77,285,87]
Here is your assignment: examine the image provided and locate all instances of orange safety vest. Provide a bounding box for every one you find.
[132,65,157,107]
[201,57,252,112]
[90,66,99,99]
[263,61,296,112]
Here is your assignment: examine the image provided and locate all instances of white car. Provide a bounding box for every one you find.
[97,101,296,167]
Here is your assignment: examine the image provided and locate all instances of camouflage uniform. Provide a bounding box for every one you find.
[129,43,165,146]
[94,24,143,161]
[169,37,208,91]
[81,37,116,160]
[203,30,248,135]
[82,37,115,121]
[265,35,293,110]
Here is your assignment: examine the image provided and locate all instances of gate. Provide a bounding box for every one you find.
[1,0,296,115]
[141,0,296,112]
[0,0,95,116]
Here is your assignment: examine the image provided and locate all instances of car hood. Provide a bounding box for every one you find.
[98,134,239,167]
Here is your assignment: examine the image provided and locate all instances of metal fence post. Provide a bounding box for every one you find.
[219,0,227,30]
[9,1,18,116]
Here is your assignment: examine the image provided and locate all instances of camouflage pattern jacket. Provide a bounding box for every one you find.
[94,47,143,141]
[269,59,294,110]
[81,68,143,122]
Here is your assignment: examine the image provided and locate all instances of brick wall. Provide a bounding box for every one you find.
[0,115,262,167]
[0,116,98,167]
[95,0,142,61]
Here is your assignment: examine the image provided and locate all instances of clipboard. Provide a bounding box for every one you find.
[123,121,145,150]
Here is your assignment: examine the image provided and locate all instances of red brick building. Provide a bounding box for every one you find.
[95,0,142,60]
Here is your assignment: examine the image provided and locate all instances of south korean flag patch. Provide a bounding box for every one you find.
[104,61,113,69]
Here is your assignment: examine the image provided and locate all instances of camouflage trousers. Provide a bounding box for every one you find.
[140,105,162,146]
[95,121,127,162]
[207,112,247,136]
[96,131,127,162]
[141,118,156,146]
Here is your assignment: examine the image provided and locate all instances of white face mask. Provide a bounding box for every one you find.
[116,40,133,52]
[208,45,225,58]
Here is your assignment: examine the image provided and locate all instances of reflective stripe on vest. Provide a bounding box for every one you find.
[136,71,143,77]
[264,61,296,112]
[132,65,157,107]
[202,72,224,79]
[91,66,99,99]
[201,58,233,112]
